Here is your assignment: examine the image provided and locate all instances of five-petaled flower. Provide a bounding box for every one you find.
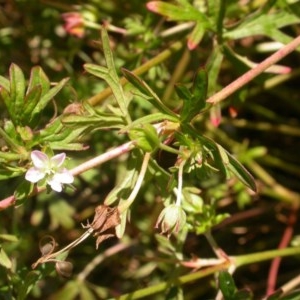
[25,150,74,192]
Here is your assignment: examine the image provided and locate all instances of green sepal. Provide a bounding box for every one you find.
[129,123,160,152]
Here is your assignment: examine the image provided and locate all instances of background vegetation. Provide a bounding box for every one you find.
[1,0,300,299]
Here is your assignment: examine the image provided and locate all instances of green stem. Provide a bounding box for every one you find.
[234,246,300,267]
[159,142,181,155]
[175,159,185,206]
[115,246,300,299]
[118,152,151,213]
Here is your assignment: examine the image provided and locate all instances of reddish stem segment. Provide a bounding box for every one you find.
[206,35,300,105]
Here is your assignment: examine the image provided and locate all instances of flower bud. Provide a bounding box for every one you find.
[155,204,186,237]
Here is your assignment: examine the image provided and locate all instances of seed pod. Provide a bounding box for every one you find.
[39,235,57,256]
[55,261,73,278]
[40,243,54,256]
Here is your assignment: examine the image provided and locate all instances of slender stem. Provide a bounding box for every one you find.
[175,159,185,206]
[116,246,300,299]
[277,273,300,297]
[118,152,151,213]
[206,35,300,105]
[235,246,300,267]
[70,141,134,176]
[266,208,297,295]
[77,241,133,282]
[159,143,181,155]
[32,228,94,269]
[205,230,228,260]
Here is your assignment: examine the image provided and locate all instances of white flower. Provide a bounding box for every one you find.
[25,150,74,192]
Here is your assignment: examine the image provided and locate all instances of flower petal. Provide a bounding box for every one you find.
[50,153,66,168]
[53,169,74,184]
[31,151,49,168]
[47,178,63,192]
[25,167,46,183]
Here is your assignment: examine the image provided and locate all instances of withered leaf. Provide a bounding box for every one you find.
[83,205,121,249]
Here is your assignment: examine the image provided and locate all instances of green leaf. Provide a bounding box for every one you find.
[147,1,211,25]
[218,270,237,299]
[27,66,50,97]
[9,63,26,120]
[206,47,224,96]
[62,112,125,130]
[0,75,10,90]
[122,68,178,118]
[129,123,160,152]
[234,289,253,300]
[84,63,129,119]
[0,86,13,118]
[0,165,25,180]
[14,180,34,205]
[224,10,300,40]
[49,200,75,230]
[226,150,257,192]
[187,21,205,50]
[21,85,42,124]
[78,283,96,300]
[50,280,80,300]
[179,69,207,123]
[101,28,118,77]
[104,150,141,206]
[0,247,12,269]
[30,77,69,122]
[17,271,42,300]
[121,112,179,134]
[0,126,24,154]
[0,234,19,242]
[115,208,128,239]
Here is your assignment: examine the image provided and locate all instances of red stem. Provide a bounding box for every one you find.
[206,35,300,105]
[266,208,298,295]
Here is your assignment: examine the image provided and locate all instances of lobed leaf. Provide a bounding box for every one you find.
[122,68,178,117]
[147,1,211,25]
[30,77,69,121]
[180,68,207,123]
